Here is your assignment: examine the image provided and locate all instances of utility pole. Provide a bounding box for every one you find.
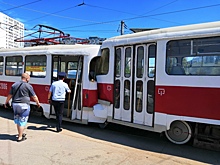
[120,20,124,35]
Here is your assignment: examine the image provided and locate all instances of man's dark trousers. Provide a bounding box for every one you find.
[52,101,65,132]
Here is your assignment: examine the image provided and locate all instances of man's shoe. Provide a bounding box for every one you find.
[16,133,26,138]
[17,137,27,142]
[56,128,62,132]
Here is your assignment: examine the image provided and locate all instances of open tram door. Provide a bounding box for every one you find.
[51,55,83,121]
[114,44,156,127]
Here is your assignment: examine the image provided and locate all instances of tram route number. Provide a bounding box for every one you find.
[0,83,7,90]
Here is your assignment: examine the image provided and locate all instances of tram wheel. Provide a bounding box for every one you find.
[165,120,192,144]
[99,121,108,129]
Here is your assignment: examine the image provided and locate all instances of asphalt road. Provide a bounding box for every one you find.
[0,107,219,165]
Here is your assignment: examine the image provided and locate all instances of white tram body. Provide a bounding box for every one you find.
[96,21,220,144]
[0,44,105,124]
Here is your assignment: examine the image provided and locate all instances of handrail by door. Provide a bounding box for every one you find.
[71,56,83,119]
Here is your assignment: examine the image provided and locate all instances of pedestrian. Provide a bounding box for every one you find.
[47,72,71,133]
[4,73,41,142]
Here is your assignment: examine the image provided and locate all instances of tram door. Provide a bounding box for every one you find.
[114,44,156,126]
[114,46,133,121]
[51,55,83,120]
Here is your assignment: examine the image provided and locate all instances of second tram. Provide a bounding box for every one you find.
[96,21,220,146]
[0,44,105,124]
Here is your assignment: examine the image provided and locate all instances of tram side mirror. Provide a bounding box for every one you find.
[89,71,96,82]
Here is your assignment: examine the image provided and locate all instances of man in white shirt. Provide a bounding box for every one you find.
[48,72,71,132]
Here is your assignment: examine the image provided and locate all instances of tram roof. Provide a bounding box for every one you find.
[102,21,220,46]
[0,44,101,56]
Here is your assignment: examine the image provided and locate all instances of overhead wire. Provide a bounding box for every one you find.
[0,1,103,24]
[0,0,42,12]
[118,0,180,33]
[0,0,181,29]
[61,3,220,29]
[83,0,180,34]
[85,3,142,16]
[1,1,220,35]
[142,0,179,15]
[0,0,122,36]
[25,5,80,22]
[85,0,180,23]
[52,0,180,34]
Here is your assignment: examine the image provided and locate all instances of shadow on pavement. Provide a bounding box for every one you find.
[0,134,17,142]
[27,125,57,133]
[1,107,219,165]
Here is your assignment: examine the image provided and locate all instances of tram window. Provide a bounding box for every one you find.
[53,62,58,78]
[0,56,3,75]
[60,62,66,72]
[25,55,46,78]
[89,57,100,81]
[148,45,156,78]
[67,61,78,79]
[193,37,220,54]
[147,80,154,114]
[166,37,220,76]
[115,48,121,77]
[137,46,144,78]
[114,80,120,108]
[125,47,131,78]
[183,56,220,75]
[53,61,66,79]
[136,80,143,113]
[6,56,23,76]
[123,80,130,110]
[96,48,109,75]
[167,39,191,57]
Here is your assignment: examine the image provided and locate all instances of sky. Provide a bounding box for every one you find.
[0,0,220,40]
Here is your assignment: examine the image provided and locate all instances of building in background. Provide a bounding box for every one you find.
[61,36,106,45]
[88,37,106,45]
[62,37,89,45]
[0,12,24,49]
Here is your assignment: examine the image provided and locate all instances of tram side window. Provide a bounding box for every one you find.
[67,61,78,79]
[0,56,3,75]
[125,47,132,78]
[166,37,220,76]
[114,80,120,108]
[25,55,47,78]
[53,60,66,78]
[89,57,100,81]
[183,56,220,75]
[96,48,109,75]
[166,57,178,74]
[136,80,143,112]
[6,56,23,76]
[148,45,156,78]
[166,39,190,75]
[137,46,144,78]
[123,80,130,110]
[115,48,121,77]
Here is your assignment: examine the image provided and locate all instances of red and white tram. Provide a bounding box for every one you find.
[0,44,105,124]
[96,21,220,145]
[0,21,220,146]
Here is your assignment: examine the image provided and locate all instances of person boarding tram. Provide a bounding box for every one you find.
[47,72,71,132]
